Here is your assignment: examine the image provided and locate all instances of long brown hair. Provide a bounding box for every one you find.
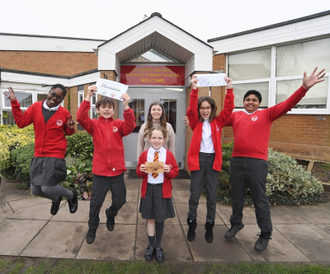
[143,101,167,138]
[197,97,217,122]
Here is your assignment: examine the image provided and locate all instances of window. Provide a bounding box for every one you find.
[129,99,145,133]
[4,92,32,108]
[228,37,330,113]
[37,94,48,101]
[77,88,85,131]
[161,99,177,133]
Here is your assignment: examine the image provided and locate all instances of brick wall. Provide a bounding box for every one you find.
[0,51,97,76]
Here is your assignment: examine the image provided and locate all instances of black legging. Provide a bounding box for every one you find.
[31,184,73,202]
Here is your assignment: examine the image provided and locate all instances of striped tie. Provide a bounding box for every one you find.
[152,151,159,178]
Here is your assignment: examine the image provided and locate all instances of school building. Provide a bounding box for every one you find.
[1,11,329,172]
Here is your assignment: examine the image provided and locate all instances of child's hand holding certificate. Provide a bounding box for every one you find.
[95,78,129,101]
[145,162,164,174]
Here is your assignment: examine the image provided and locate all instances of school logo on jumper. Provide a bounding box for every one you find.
[113,126,118,132]
[251,116,258,122]
[56,119,63,126]
[216,125,220,132]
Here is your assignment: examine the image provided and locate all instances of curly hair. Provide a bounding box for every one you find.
[143,101,167,139]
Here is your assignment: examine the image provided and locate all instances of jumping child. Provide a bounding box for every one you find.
[186,75,234,244]
[4,85,78,215]
[136,127,179,263]
[77,85,136,244]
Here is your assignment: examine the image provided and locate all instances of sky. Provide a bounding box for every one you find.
[1,0,329,43]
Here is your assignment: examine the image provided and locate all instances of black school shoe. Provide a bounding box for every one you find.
[254,231,272,252]
[224,223,244,239]
[68,190,78,214]
[50,196,62,215]
[86,229,96,244]
[204,222,214,244]
[144,246,154,262]
[155,247,165,263]
[187,217,197,242]
[105,208,115,231]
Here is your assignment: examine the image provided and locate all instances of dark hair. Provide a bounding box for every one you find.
[148,126,168,140]
[197,97,217,122]
[144,101,167,139]
[243,90,262,103]
[50,84,67,97]
[96,96,115,110]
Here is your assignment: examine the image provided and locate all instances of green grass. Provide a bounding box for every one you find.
[1,258,330,274]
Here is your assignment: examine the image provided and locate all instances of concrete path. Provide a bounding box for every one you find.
[0,176,330,264]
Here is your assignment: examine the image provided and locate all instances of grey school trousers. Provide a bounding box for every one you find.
[88,173,126,231]
[229,157,273,233]
[188,153,219,223]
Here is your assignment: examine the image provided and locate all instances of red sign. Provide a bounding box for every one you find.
[120,65,185,86]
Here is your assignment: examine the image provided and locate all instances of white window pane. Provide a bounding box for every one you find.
[228,49,271,81]
[277,38,330,77]
[4,92,32,107]
[234,82,269,108]
[91,107,97,119]
[277,78,328,109]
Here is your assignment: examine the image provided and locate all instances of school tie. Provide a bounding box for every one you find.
[152,151,159,178]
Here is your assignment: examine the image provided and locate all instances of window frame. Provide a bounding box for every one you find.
[227,41,330,115]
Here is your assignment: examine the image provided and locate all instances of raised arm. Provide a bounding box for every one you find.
[4,87,33,128]
[302,67,325,90]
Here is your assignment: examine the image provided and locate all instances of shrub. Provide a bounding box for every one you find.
[216,143,324,205]
[62,157,93,200]
[66,132,94,160]
[0,125,35,172]
[9,142,35,189]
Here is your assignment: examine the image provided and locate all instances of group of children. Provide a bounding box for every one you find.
[3,67,325,262]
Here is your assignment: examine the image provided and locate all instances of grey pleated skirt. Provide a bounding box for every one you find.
[30,157,67,186]
[139,183,175,223]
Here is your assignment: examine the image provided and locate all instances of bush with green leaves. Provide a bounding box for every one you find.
[9,142,35,188]
[0,125,35,172]
[216,143,324,205]
[62,157,93,200]
[65,131,94,160]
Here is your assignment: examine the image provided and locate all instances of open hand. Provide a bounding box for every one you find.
[302,67,326,90]
[3,87,16,101]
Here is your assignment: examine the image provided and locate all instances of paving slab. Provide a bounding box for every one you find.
[21,221,87,258]
[275,223,330,263]
[235,225,310,263]
[186,224,251,262]
[287,205,330,225]
[8,203,54,221]
[0,219,48,256]
[8,196,50,212]
[271,205,310,224]
[77,224,136,261]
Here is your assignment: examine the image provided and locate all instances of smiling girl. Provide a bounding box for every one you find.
[136,127,178,263]
[186,75,234,244]
[137,102,175,161]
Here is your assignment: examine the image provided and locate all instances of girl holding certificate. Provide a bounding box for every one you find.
[136,127,179,263]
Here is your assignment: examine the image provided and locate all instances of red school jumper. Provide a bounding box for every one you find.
[76,100,136,177]
[186,88,234,171]
[11,100,74,158]
[136,148,179,198]
[226,86,309,161]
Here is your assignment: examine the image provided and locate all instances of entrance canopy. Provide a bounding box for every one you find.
[97,13,213,86]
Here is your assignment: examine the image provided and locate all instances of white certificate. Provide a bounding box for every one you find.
[95,78,128,101]
[195,73,227,87]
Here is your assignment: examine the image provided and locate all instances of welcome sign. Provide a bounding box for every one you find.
[120,65,185,86]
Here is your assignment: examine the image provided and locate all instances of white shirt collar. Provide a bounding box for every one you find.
[243,109,258,115]
[43,100,60,112]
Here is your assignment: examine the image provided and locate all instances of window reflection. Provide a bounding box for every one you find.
[161,99,176,133]
[129,99,145,133]
[5,92,32,108]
